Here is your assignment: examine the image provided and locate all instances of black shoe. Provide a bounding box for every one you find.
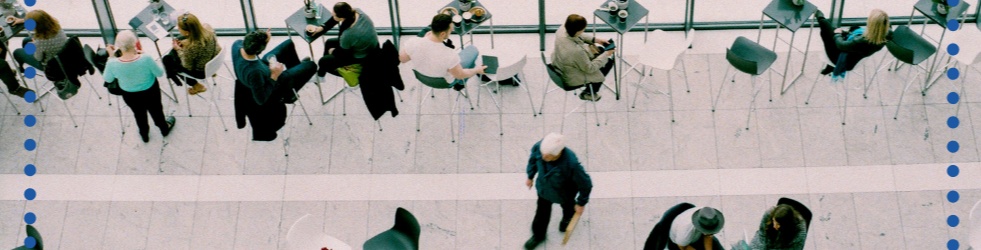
[559,219,571,232]
[524,237,545,250]
[453,83,465,91]
[140,133,150,143]
[479,74,491,82]
[282,95,298,104]
[820,65,835,75]
[253,133,278,141]
[815,10,825,19]
[161,116,176,137]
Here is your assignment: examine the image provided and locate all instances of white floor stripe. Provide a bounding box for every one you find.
[2,162,977,202]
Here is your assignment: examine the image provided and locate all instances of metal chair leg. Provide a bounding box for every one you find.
[1,88,19,115]
[712,66,731,112]
[62,98,78,128]
[589,84,600,127]
[894,70,921,120]
[117,95,125,135]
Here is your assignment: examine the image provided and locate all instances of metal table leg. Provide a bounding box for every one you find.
[153,41,179,103]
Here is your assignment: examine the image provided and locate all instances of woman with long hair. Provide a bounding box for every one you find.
[162,12,221,95]
[11,9,67,70]
[747,204,807,250]
[815,9,891,78]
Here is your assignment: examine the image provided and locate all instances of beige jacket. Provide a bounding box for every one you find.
[551,24,611,87]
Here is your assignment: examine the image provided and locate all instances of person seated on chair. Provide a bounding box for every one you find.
[162,12,221,95]
[523,132,593,250]
[670,206,725,250]
[306,2,379,81]
[232,29,317,141]
[552,14,615,101]
[0,42,32,97]
[814,8,891,80]
[742,204,807,250]
[399,13,486,91]
[10,10,66,72]
[104,30,176,143]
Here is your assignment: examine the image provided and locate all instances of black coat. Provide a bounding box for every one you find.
[44,36,93,82]
[357,40,403,120]
[645,203,695,250]
[234,79,286,139]
[833,31,890,73]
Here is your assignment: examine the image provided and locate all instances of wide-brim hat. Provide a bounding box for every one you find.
[692,207,725,234]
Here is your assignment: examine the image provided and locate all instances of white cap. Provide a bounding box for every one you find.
[540,132,565,156]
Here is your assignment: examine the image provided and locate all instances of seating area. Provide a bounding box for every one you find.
[1,0,980,249]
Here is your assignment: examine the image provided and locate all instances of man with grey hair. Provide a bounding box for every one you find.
[524,132,593,249]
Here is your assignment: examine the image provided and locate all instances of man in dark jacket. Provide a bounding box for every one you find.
[524,132,593,249]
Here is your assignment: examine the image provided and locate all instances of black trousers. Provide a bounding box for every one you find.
[162,49,205,86]
[317,38,360,77]
[263,40,316,99]
[12,37,82,89]
[531,196,575,240]
[571,58,615,92]
[0,42,20,92]
[122,82,169,137]
[818,17,842,67]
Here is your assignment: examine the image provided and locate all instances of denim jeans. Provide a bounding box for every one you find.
[451,45,479,86]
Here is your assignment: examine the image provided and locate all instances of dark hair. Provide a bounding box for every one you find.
[564,14,587,37]
[242,31,268,56]
[334,2,355,20]
[763,204,802,247]
[430,14,453,34]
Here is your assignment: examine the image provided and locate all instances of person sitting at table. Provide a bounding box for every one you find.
[552,14,615,101]
[10,10,66,72]
[162,12,221,95]
[399,13,485,91]
[232,29,317,141]
[306,2,379,81]
[104,30,176,143]
[744,204,808,250]
[814,9,891,80]
[0,42,32,97]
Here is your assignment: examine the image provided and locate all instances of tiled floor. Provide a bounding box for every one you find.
[0,25,979,249]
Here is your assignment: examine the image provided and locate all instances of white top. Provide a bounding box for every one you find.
[403,36,459,83]
[669,207,702,248]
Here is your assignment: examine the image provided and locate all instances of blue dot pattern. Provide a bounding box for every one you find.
[23,7,38,248]
[947,12,961,248]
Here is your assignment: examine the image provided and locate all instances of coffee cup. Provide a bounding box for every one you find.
[462,12,473,21]
[618,10,628,21]
[452,14,463,23]
[607,2,619,12]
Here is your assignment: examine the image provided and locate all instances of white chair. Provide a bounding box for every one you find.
[942,22,981,114]
[179,43,235,132]
[286,214,352,250]
[477,54,534,136]
[626,29,694,123]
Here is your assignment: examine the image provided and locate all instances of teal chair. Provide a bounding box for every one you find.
[538,51,601,133]
[714,36,776,130]
[887,25,937,120]
[13,225,42,250]
[363,207,420,250]
[413,70,473,143]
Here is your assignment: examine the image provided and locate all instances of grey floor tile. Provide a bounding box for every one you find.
[587,198,635,250]
[897,191,948,250]
[926,103,979,163]
[233,202,282,249]
[200,116,247,175]
[500,200,537,249]
[501,114,544,173]
[325,201,370,249]
[278,201,327,250]
[719,195,768,242]
[458,114,502,174]
[36,116,83,174]
[883,104,937,165]
[586,112,631,172]
[244,137,289,175]
[75,116,122,174]
[456,200,502,250]
[101,201,153,250]
[371,112,418,174]
[190,202,240,250]
[116,126,165,175]
[413,200,458,250]
[19,201,66,250]
[807,193,861,250]
[158,117,209,175]
[414,114,459,174]
[672,110,719,170]
[632,197,681,248]
[852,192,906,249]
[842,106,893,166]
[145,202,195,250]
[329,115,374,174]
[756,108,805,168]
[942,189,981,244]
[285,116,333,175]
[798,106,848,167]
[0,115,38,174]
[628,110,675,171]
[713,108,762,169]
[59,201,110,249]
[0,201,24,249]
